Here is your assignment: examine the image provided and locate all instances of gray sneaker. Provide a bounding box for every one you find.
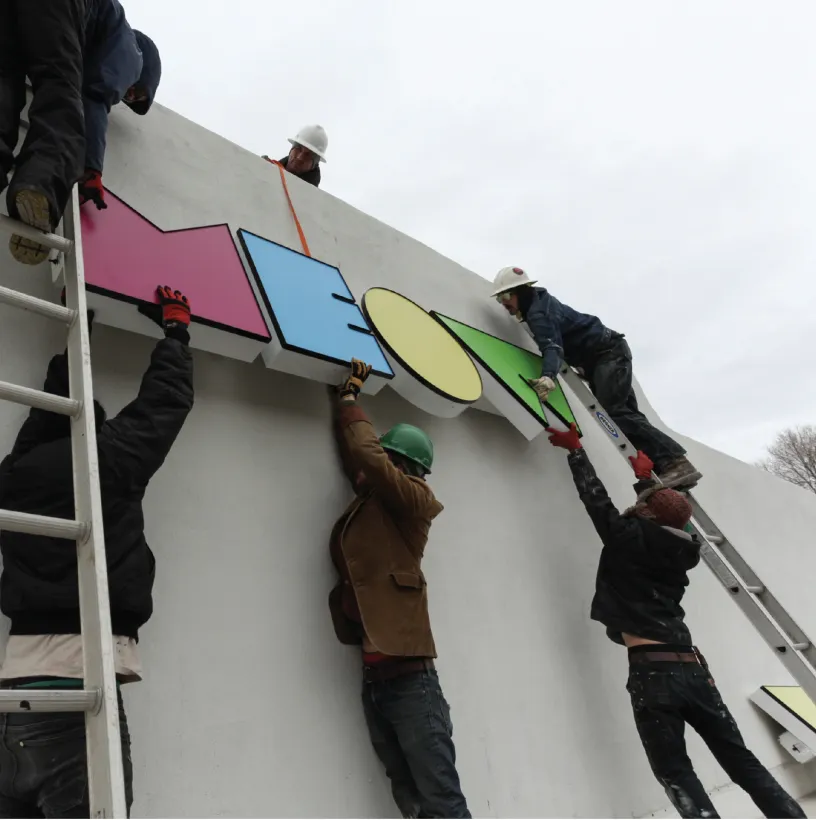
[657,457,702,491]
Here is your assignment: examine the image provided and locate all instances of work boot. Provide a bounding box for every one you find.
[8,185,54,266]
[656,457,702,491]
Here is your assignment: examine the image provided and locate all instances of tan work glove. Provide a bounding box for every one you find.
[339,358,372,400]
[527,376,556,401]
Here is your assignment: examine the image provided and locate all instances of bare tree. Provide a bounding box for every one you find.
[758,425,816,494]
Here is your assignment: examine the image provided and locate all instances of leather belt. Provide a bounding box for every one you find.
[363,658,434,683]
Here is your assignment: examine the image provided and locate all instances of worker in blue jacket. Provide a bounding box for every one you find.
[79,0,162,210]
[491,265,702,490]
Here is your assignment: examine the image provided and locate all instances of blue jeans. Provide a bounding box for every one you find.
[0,688,132,818]
[362,668,470,819]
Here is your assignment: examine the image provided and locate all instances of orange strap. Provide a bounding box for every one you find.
[264,157,311,257]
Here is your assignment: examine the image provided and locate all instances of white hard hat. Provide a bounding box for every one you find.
[288,124,328,163]
[491,266,537,297]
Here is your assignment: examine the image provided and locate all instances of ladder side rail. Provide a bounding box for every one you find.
[63,191,127,819]
[688,495,816,671]
[557,365,816,698]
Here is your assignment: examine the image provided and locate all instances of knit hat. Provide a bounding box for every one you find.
[643,488,692,529]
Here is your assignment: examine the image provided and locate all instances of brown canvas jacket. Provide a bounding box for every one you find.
[328,401,442,658]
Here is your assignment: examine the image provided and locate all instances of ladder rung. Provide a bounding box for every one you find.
[746,585,765,594]
[792,642,810,652]
[704,533,724,545]
[0,508,88,540]
[0,380,79,415]
[0,284,75,323]
[0,214,73,254]
[0,688,99,713]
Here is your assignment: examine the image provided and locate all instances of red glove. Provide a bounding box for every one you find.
[629,450,655,479]
[546,423,582,450]
[78,170,106,210]
[138,285,191,330]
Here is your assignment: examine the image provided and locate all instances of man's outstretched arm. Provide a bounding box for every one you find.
[547,424,640,545]
[99,287,194,492]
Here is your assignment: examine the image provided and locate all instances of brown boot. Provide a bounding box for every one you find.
[657,457,702,491]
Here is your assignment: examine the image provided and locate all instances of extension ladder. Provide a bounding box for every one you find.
[557,364,816,706]
[0,190,127,817]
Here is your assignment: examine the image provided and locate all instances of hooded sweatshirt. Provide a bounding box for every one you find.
[566,448,701,645]
[83,0,162,171]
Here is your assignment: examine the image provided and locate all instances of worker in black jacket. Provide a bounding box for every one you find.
[546,422,806,820]
[0,285,193,817]
[0,0,160,265]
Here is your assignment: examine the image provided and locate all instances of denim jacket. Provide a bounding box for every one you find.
[524,288,616,378]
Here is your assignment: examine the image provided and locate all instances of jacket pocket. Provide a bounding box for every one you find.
[390,571,425,590]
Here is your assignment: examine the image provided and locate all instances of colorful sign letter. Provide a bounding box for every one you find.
[362,288,482,418]
[81,190,271,362]
[239,230,393,391]
[434,313,579,439]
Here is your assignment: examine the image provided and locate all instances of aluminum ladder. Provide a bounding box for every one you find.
[0,190,127,817]
[554,364,816,705]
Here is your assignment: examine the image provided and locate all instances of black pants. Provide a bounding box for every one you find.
[362,668,470,819]
[588,337,686,472]
[0,690,133,818]
[0,0,86,224]
[627,646,806,819]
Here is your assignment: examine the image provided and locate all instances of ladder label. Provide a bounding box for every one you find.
[595,410,620,439]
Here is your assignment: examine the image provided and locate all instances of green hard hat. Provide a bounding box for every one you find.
[380,424,434,474]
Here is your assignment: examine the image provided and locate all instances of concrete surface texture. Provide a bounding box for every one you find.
[1,101,816,818]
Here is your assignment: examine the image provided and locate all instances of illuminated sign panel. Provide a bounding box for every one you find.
[81,194,578,437]
[238,229,393,392]
[361,288,482,418]
[434,313,579,438]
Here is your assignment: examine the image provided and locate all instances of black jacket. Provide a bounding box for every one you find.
[566,449,700,645]
[0,338,193,639]
[278,155,321,188]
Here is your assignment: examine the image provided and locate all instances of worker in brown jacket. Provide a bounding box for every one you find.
[328,359,470,819]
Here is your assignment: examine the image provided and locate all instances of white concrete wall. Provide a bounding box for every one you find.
[1,102,815,818]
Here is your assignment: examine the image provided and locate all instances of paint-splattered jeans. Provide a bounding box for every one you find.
[589,337,686,472]
[362,668,470,819]
[0,687,133,818]
[627,649,805,819]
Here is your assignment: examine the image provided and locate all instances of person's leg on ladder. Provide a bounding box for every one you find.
[0,0,26,197]
[685,666,806,819]
[590,338,700,488]
[628,663,719,818]
[8,0,86,265]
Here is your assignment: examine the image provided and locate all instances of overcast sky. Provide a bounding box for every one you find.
[126,0,815,463]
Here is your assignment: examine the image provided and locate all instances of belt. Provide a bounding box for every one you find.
[629,650,705,666]
[363,658,434,684]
